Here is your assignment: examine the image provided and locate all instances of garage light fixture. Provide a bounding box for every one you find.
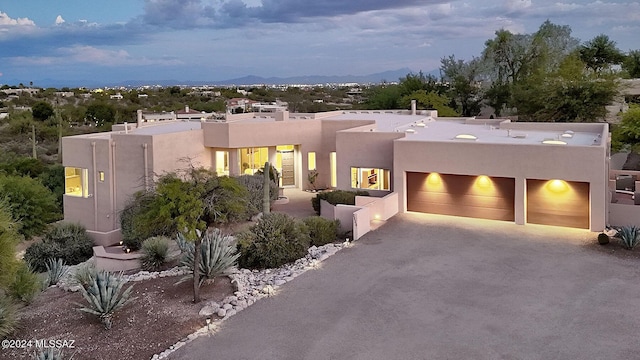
[455,134,477,140]
[546,179,569,193]
[476,175,492,188]
[542,139,567,145]
[427,172,441,185]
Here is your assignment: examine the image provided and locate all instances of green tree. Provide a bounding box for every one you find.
[31,101,54,122]
[0,201,21,289]
[0,174,61,238]
[399,91,459,116]
[440,55,482,116]
[622,50,640,78]
[579,34,625,74]
[612,103,640,152]
[365,84,401,109]
[85,103,116,127]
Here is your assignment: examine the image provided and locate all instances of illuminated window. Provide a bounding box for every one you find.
[350,167,390,191]
[330,152,337,188]
[65,167,88,197]
[215,151,229,176]
[98,171,105,182]
[308,152,316,171]
[240,147,269,174]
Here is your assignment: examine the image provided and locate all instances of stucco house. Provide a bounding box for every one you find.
[62,104,611,245]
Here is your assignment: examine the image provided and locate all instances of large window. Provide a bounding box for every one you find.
[240,147,268,175]
[308,152,316,171]
[330,152,337,188]
[65,167,89,197]
[351,167,390,191]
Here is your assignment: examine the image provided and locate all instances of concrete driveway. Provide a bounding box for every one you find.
[169,213,640,360]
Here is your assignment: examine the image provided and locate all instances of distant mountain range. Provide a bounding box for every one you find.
[12,68,441,88]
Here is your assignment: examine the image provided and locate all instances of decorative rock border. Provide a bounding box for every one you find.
[151,241,351,360]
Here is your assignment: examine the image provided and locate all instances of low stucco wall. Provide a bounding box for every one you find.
[93,246,142,272]
[352,207,371,240]
[87,229,122,247]
[355,193,399,221]
[609,203,640,227]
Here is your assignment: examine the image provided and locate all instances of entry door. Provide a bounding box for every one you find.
[281,151,295,186]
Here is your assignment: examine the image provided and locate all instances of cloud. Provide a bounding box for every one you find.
[0,11,35,27]
[55,15,65,25]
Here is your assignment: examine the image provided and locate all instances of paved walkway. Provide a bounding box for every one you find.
[271,188,317,219]
[170,213,640,360]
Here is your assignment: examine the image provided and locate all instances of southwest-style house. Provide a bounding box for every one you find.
[62,104,613,245]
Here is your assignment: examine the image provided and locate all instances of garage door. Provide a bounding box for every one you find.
[526,179,589,229]
[407,172,515,221]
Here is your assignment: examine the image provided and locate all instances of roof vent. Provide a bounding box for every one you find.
[542,139,567,145]
[405,129,416,134]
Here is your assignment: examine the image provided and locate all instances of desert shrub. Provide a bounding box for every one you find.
[597,232,610,245]
[0,201,21,289]
[24,223,93,272]
[120,191,166,251]
[8,262,41,304]
[200,176,249,226]
[235,174,278,218]
[73,263,97,291]
[0,295,17,338]
[237,213,310,269]
[45,258,68,286]
[140,236,170,271]
[303,216,340,246]
[178,229,239,285]
[76,270,136,330]
[311,190,370,215]
[0,174,61,237]
[617,225,640,250]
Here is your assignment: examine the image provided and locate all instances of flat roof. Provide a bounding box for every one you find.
[323,111,432,131]
[129,121,202,135]
[395,120,603,147]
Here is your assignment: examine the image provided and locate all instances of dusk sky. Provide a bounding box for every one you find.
[0,0,639,85]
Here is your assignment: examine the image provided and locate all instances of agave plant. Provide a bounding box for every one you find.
[177,229,239,286]
[140,236,170,271]
[72,263,97,291]
[45,258,68,287]
[75,270,136,330]
[617,225,640,250]
[31,347,70,360]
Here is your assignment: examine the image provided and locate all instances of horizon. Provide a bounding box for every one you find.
[1,1,639,86]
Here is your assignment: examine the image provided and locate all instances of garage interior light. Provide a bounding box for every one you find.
[455,134,477,140]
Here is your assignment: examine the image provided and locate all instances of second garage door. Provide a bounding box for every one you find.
[407,172,515,221]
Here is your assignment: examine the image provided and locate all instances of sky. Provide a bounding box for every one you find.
[0,0,639,86]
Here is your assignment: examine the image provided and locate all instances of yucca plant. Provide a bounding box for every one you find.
[72,263,97,291]
[177,229,239,286]
[140,236,170,271]
[75,270,136,330]
[0,294,18,338]
[31,347,71,360]
[45,258,68,287]
[617,226,640,250]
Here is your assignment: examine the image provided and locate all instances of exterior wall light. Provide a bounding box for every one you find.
[546,179,569,193]
[427,172,441,185]
[476,175,492,188]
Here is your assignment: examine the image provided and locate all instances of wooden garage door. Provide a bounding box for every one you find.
[407,172,515,221]
[526,179,589,229]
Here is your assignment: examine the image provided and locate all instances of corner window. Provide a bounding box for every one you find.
[65,167,89,197]
[351,167,390,191]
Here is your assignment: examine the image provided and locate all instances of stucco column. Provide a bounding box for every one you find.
[514,177,526,225]
[228,149,240,176]
[268,146,277,166]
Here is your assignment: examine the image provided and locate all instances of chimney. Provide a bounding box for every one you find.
[136,109,142,127]
[275,110,289,122]
[411,100,417,115]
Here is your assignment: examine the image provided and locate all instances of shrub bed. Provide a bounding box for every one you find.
[237,213,310,269]
[303,216,340,246]
[24,223,94,272]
